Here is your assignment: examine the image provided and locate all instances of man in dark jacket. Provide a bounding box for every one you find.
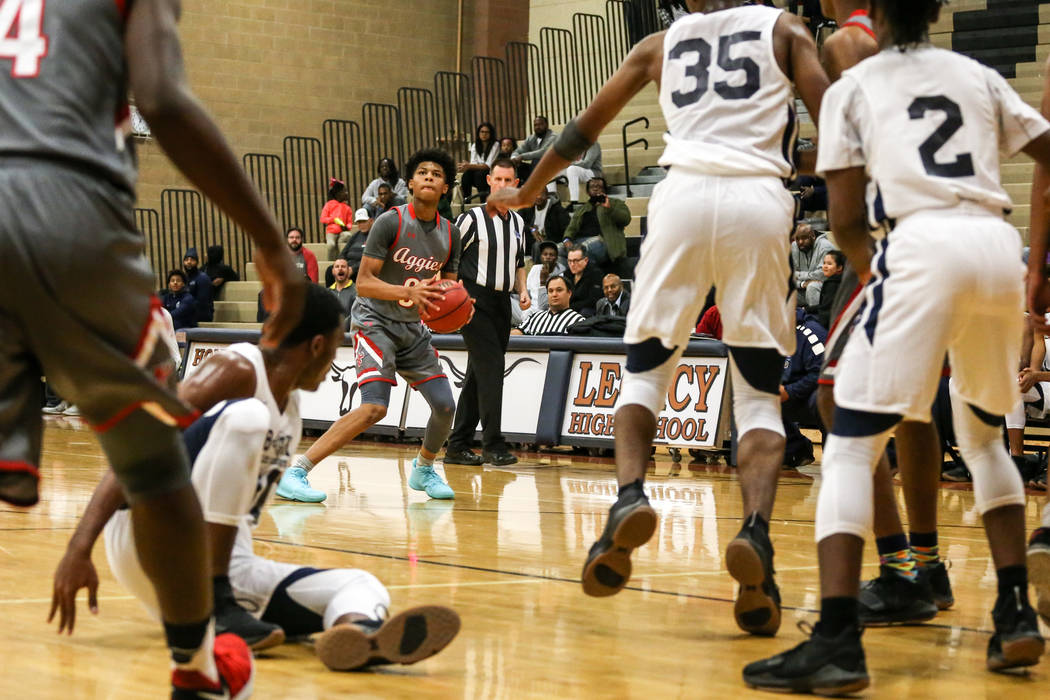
[780,308,826,468]
[566,245,604,318]
[203,244,239,299]
[162,269,197,330]
[521,190,570,260]
[182,246,213,322]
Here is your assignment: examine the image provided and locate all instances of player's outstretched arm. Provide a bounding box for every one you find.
[177,353,258,414]
[125,0,304,348]
[1026,64,1050,331]
[489,31,665,211]
[824,166,871,280]
[779,13,830,128]
[49,471,126,634]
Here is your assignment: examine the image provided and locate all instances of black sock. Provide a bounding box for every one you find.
[746,511,769,537]
[996,565,1029,604]
[819,597,858,637]
[213,575,235,606]
[164,617,211,664]
[617,479,645,499]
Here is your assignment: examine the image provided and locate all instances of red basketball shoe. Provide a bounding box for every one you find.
[171,632,254,699]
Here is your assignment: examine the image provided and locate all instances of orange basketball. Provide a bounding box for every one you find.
[420,280,474,333]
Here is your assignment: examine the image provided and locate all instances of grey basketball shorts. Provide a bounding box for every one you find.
[350,305,447,406]
[0,162,197,472]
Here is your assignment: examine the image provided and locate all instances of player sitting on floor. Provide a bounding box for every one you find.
[277,148,466,503]
[50,285,461,671]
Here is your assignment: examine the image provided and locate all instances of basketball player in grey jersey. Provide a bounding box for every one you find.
[0,0,305,696]
[278,149,466,503]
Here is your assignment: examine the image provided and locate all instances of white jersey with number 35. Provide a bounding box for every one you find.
[817,47,1049,226]
[658,6,797,178]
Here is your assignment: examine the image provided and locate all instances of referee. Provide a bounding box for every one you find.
[445,158,531,466]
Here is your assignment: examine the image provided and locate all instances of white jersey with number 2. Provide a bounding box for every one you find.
[658,6,797,179]
[817,46,1049,226]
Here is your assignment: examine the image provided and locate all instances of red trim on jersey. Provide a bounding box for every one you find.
[0,461,39,479]
[826,283,865,337]
[91,402,200,434]
[410,374,447,388]
[842,10,876,41]
[114,0,130,19]
[389,206,403,250]
[817,377,835,386]
[407,202,416,220]
[358,376,396,387]
[131,295,163,363]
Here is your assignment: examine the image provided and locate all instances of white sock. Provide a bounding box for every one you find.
[416,453,434,468]
[293,454,315,474]
[1042,501,1050,529]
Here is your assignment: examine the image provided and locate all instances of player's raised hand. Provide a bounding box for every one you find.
[49,547,100,635]
[256,246,307,349]
[408,277,447,314]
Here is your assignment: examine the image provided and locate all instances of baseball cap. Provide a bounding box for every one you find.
[354,208,370,223]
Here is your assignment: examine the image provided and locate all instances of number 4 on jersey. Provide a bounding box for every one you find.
[0,0,48,79]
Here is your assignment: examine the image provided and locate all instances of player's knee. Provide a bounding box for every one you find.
[323,569,391,629]
[97,410,190,504]
[220,399,271,440]
[954,402,1024,514]
[727,347,784,437]
[620,339,680,415]
[359,403,387,425]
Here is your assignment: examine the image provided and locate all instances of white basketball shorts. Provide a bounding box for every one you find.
[625,169,796,356]
[834,209,1024,421]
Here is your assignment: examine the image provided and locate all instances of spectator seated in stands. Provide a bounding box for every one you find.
[522,190,570,261]
[559,142,603,203]
[512,275,585,336]
[361,157,408,210]
[793,175,827,217]
[790,0,826,35]
[562,177,631,269]
[1006,315,1050,489]
[321,178,354,260]
[457,121,498,203]
[525,241,566,317]
[781,308,827,469]
[365,182,399,219]
[499,137,529,184]
[327,257,356,329]
[806,249,844,330]
[511,116,557,183]
[565,244,604,319]
[286,227,318,283]
[182,247,213,323]
[163,269,197,331]
[695,304,722,339]
[596,273,630,317]
[791,220,836,307]
[203,244,238,300]
[339,208,372,281]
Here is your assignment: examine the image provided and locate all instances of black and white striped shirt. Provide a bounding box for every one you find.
[456,206,525,292]
[519,308,585,335]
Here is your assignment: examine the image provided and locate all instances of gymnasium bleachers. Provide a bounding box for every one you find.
[201,0,1050,330]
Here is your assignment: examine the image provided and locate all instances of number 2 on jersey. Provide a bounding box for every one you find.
[669,31,761,107]
[0,0,48,78]
[909,96,975,179]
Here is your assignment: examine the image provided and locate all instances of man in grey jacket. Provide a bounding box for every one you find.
[512,116,557,183]
[561,142,604,202]
[791,221,836,306]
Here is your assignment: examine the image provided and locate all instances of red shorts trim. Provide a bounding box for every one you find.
[817,377,834,387]
[410,373,447,388]
[359,377,396,387]
[826,283,864,337]
[91,401,199,434]
[354,331,384,360]
[0,461,39,479]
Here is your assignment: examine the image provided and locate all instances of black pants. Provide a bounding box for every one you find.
[448,282,511,453]
[460,168,490,202]
[782,392,822,459]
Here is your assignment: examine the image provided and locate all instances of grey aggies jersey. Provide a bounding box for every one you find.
[0,0,136,192]
[354,203,462,323]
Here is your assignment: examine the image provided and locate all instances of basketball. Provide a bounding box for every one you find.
[420,280,473,333]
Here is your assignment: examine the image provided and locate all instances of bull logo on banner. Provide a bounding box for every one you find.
[438,355,541,388]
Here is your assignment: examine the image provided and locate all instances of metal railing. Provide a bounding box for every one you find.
[621,116,650,196]
[361,102,404,182]
[321,119,366,210]
[283,136,324,239]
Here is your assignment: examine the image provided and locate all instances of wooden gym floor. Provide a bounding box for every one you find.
[1,417,1048,698]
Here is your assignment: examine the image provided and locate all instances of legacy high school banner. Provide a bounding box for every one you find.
[561,354,730,448]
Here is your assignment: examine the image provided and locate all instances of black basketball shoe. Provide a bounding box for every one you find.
[987,586,1045,672]
[214,583,285,651]
[315,606,461,671]
[857,566,938,626]
[581,483,657,597]
[1028,527,1050,626]
[920,560,955,610]
[743,621,869,695]
[726,514,781,636]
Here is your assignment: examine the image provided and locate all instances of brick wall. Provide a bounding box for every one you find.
[135,0,460,209]
[461,0,531,64]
